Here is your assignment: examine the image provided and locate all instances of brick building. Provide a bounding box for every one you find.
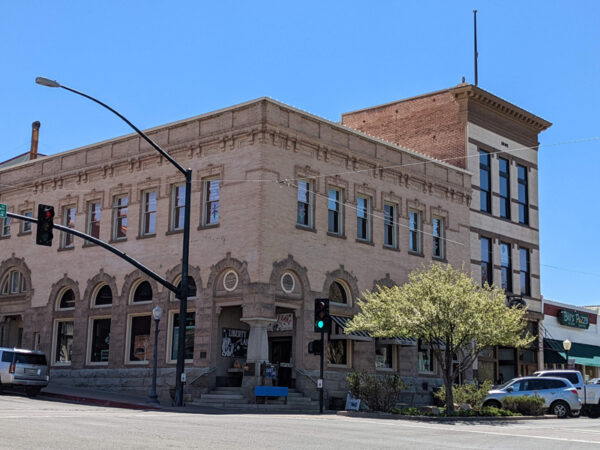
[0,97,471,405]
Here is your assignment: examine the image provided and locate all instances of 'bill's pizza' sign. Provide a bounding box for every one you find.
[558,310,590,329]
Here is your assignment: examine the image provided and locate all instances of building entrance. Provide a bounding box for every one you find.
[269,338,293,387]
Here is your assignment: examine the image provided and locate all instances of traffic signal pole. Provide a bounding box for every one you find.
[319,330,324,414]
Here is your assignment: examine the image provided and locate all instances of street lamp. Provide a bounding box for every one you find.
[563,339,572,368]
[149,306,163,404]
[36,77,192,406]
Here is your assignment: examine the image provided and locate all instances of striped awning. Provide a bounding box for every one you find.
[394,337,417,346]
[330,315,416,345]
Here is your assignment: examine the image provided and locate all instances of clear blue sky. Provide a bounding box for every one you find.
[1,1,598,305]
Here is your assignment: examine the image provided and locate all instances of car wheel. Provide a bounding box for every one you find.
[551,401,570,418]
[483,400,502,409]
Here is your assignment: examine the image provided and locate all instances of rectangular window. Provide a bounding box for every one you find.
[383,203,397,248]
[501,242,513,293]
[356,196,371,241]
[203,179,220,226]
[61,206,76,248]
[432,217,445,259]
[479,150,491,213]
[499,158,511,219]
[112,195,128,240]
[328,188,343,235]
[170,184,186,231]
[418,340,434,373]
[520,247,531,296]
[87,201,101,239]
[327,339,348,366]
[129,315,151,362]
[89,318,111,363]
[481,236,492,286]
[21,210,33,233]
[375,339,393,369]
[170,311,195,361]
[518,165,529,225]
[141,191,157,235]
[297,180,313,227]
[55,320,74,363]
[1,217,10,237]
[409,210,422,253]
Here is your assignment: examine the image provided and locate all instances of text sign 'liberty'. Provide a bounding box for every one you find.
[0,204,6,219]
[558,309,590,329]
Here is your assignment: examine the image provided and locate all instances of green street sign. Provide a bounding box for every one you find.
[0,204,6,219]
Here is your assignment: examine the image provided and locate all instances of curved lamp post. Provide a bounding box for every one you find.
[36,77,191,407]
[563,339,572,368]
[150,306,163,404]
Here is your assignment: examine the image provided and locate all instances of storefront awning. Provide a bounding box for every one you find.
[544,338,600,367]
[330,315,416,345]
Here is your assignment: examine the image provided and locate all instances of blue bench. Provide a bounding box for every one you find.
[254,386,288,404]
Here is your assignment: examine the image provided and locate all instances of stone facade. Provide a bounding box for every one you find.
[0,97,470,405]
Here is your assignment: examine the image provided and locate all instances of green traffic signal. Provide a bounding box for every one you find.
[317,320,324,329]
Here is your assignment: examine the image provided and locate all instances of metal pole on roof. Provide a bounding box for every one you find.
[473,10,479,86]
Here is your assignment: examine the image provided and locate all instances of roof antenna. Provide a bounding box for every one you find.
[473,10,479,86]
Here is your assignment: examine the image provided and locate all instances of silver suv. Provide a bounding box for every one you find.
[0,347,49,396]
[483,376,581,418]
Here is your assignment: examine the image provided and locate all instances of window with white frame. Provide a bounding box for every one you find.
[170,311,195,362]
[501,242,513,293]
[327,339,349,366]
[383,203,397,248]
[328,188,343,235]
[21,210,33,234]
[418,340,434,373]
[132,281,153,303]
[112,195,128,240]
[296,180,313,228]
[1,270,26,295]
[1,217,10,237]
[61,206,76,248]
[409,210,422,253]
[171,276,197,301]
[57,288,75,310]
[356,196,371,241]
[87,201,101,239]
[329,280,349,305]
[170,184,186,231]
[54,320,74,364]
[432,217,445,259]
[128,315,151,362]
[141,190,157,236]
[94,285,113,307]
[89,317,111,363]
[203,179,220,226]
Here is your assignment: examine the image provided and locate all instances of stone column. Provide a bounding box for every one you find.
[240,317,276,399]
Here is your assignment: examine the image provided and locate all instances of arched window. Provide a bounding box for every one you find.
[94,285,113,306]
[329,280,349,305]
[0,270,26,295]
[175,276,197,298]
[58,289,75,309]
[133,281,152,303]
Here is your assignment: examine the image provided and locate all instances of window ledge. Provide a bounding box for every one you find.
[296,224,316,233]
[86,362,109,366]
[198,223,220,231]
[432,256,447,263]
[58,246,75,252]
[0,235,11,240]
[355,239,374,246]
[17,231,32,237]
[166,229,184,236]
[136,233,157,240]
[109,238,127,244]
[83,242,98,248]
[126,361,150,366]
[382,245,400,252]
[327,232,346,239]
[409,251,424,258]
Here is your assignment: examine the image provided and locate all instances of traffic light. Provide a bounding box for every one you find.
[308,339,322,355]
[314,298,330,333]
[36,204,54,246]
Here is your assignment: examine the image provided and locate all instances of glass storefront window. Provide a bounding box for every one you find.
[55,320,74,363]
[90,318,111,363]
[375,340,393,369]
[129,315,151,362]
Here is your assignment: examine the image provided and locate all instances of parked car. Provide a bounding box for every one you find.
[0,347,49,396]
[483,376,581,418]
[589,378,600,385]
[535,370,600,417]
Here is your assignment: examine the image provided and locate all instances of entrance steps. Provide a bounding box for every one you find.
[190,387,322,412]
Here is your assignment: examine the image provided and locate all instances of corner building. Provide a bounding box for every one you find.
[0,98,471,405]
[343,83,551,382]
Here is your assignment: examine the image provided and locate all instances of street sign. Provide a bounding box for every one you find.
[0,204,6,219]
[317,379,323,388]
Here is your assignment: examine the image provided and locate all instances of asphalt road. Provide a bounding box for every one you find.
[1,393,599,449]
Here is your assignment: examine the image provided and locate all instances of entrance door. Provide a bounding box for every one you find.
[270,338,293,387]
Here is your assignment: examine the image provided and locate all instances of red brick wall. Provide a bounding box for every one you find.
[342,91,468,169]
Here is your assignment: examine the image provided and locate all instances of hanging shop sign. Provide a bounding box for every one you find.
[221,328,248,357]
[268,313,294,332]
[558,310,590,329]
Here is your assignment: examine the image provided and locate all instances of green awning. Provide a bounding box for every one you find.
[544,339,600,367]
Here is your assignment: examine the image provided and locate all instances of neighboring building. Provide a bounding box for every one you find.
[342,83,551,382]
[0,98,471,404]
[543,299,600,381]
[0,121,44,169]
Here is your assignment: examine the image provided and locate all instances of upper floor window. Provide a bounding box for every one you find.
[520,247,531,296]
[409,210,422,254]
[517,165,529,225]
[481,236,492,286]
[329,280,349,305]
[132,281,153,303]
[328,188,343,235]
[112,195,128,240]
[0,270,26,295]
[58,288,75,310]
[141,190,157,236]
[356,196,371,241]
[383,203,397,248]
[203,179,220,226]
[61,206,76,249]
[94,285,113,307]
[500,242,512,293]
[170,184,186,231]
[296,180,313,228]
[1,217,10,237]
[21,210,33,234]
[479,150,491,213]
[87,201,101,239]
[432,217,445,259]
[499,158,510,219]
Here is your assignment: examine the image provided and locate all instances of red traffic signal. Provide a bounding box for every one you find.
[36,204,54,246]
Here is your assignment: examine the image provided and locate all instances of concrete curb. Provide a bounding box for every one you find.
[337,411,558,421]
[40,392,160,411]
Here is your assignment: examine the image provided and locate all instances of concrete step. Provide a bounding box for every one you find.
[200,394,246,403]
